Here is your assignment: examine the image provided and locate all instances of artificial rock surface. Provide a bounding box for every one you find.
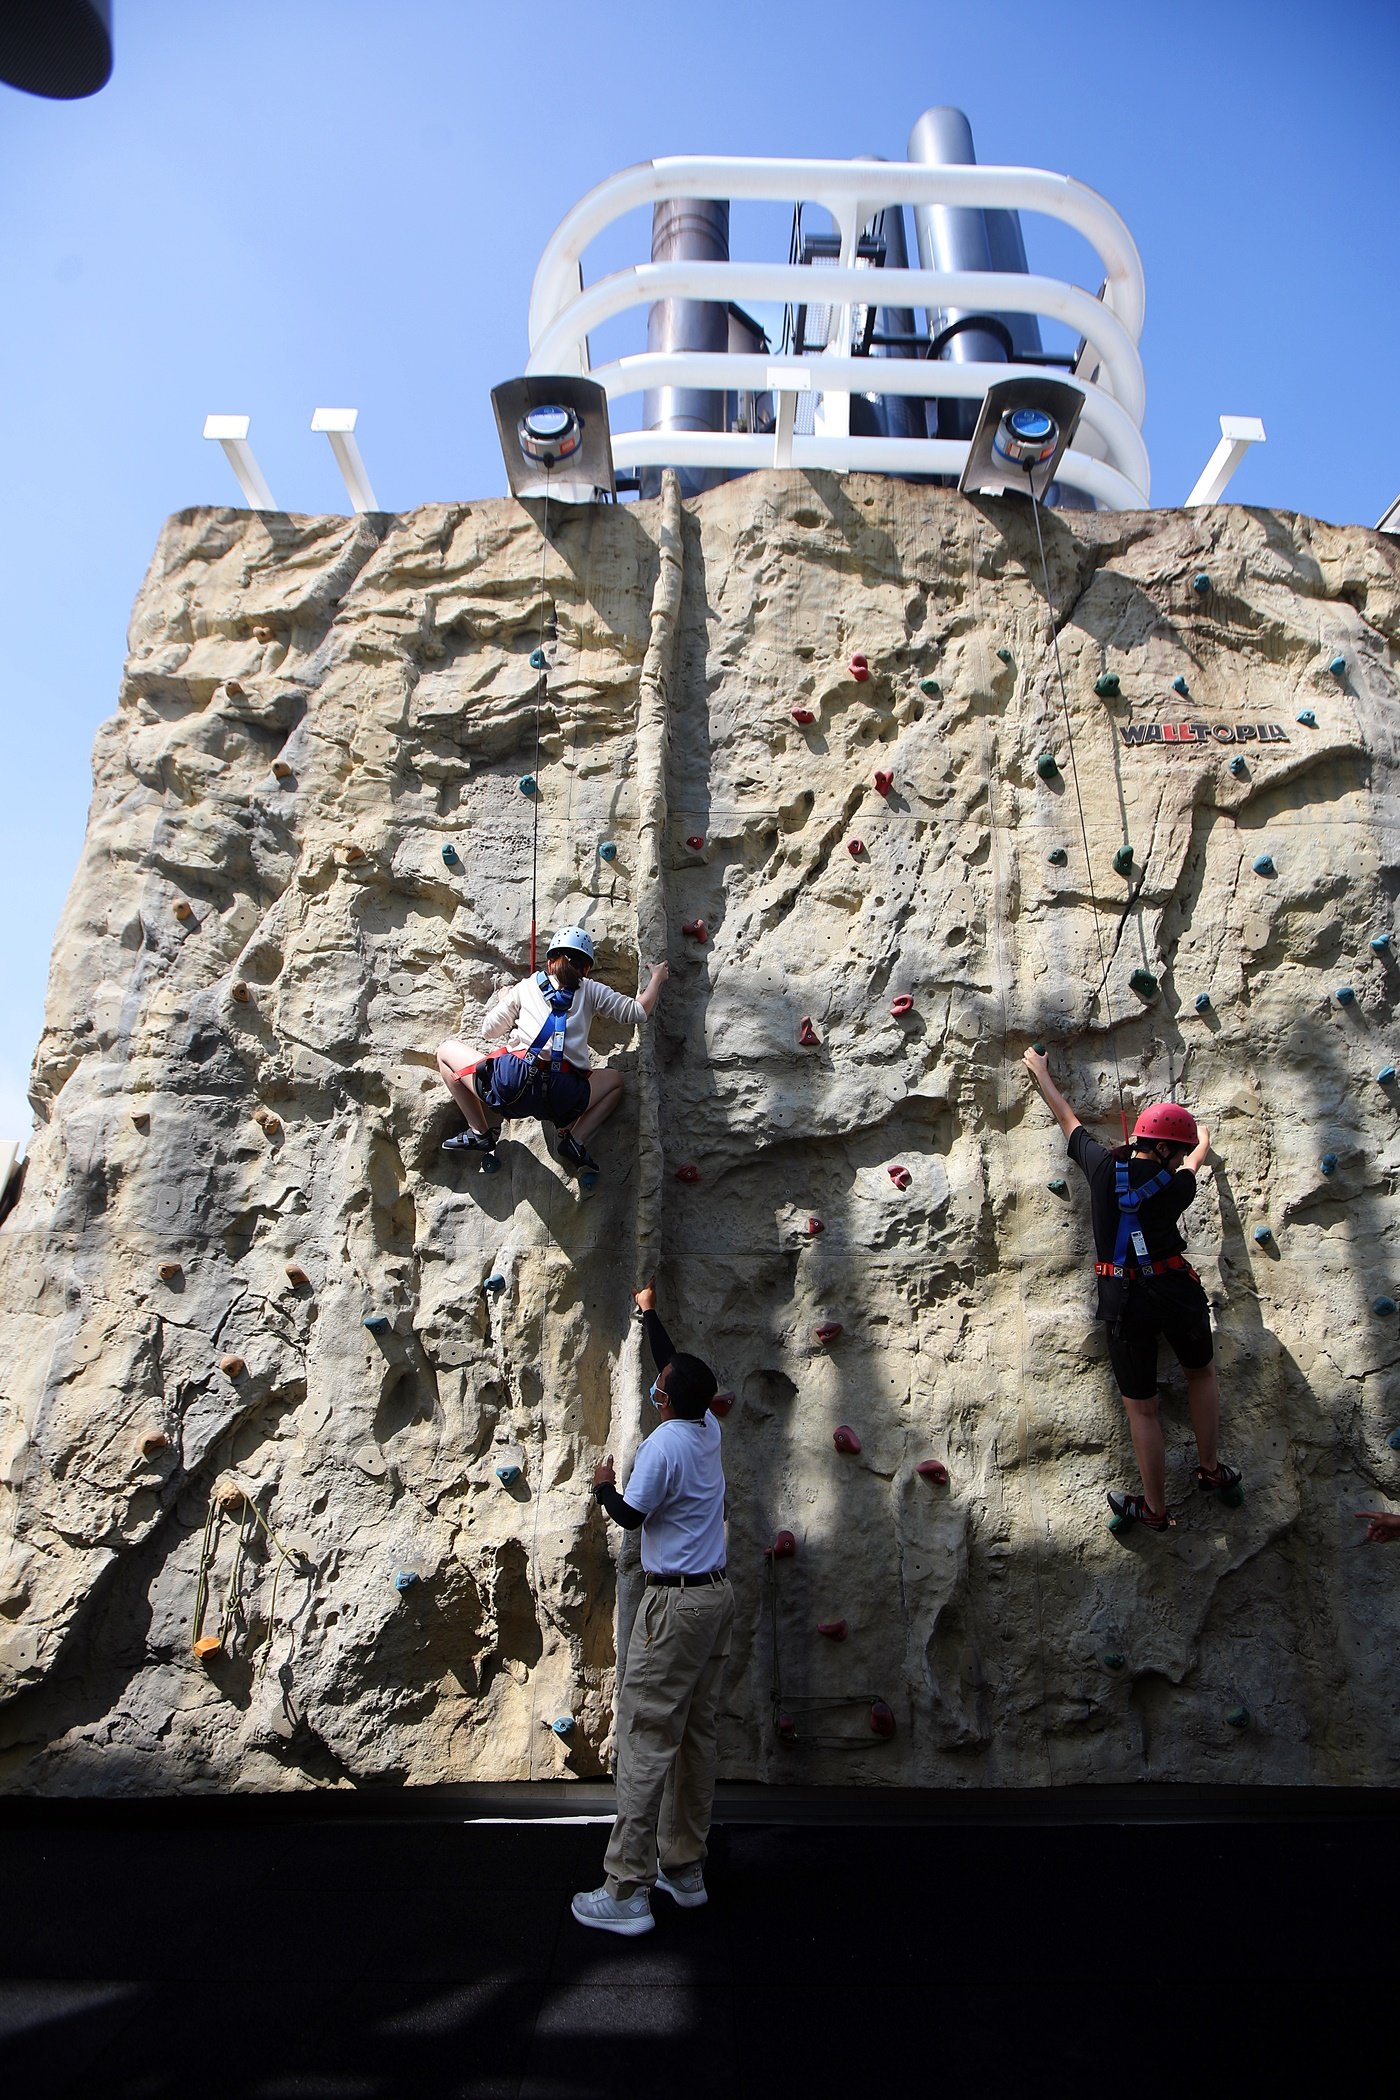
[2,472,1399,1794]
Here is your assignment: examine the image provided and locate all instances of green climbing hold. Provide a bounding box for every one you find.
[1128,967,1159,999]
[1172,674,1190,696]
[1047,1177,1068,1196]
[1225,1707,1251,1731]
[1035,751,1059,780]
[1113,844,1134,875]
[918,676,941,697]
[1048,846,1067,866]
[1108,1513,1130,1537]
[1102,1652,1126,1672]
[1094,672,1121,698]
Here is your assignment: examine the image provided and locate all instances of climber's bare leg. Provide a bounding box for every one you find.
[563,1069,623,1147]
[437,1038,492,1135]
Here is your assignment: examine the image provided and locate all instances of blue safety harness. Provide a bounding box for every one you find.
[1108,1159,1175,1273]
[522,972,574,1073]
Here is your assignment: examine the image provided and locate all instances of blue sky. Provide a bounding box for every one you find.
[2,0,1397,1144]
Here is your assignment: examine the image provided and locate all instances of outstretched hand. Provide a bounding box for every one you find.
[1022,1044,1049,1081]
[633,1277,657,1314]
[1356,1510,1400,1543]
[594,1455,616,1489]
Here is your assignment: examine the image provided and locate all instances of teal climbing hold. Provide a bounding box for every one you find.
[1194,992,1212,1013]
[1036,751,1058,780]
[551,1716,575,1738]
[1329,654,1347,678]
[1379,1065,1396,1085]
[363,1314,391,1334]
[1371,933,1391,953]
[1129,968,1159,999]
[1337,986,1356,1005]
[441,843,460,866]
[394,1570,419,1593]
[1113,844,1134,875]
[1229,755,1247,776]
[1094,672,1121,698]
[1032,1041,1047,1055]
[1252,854,1275,876]
[1297,709,1317,727]
[519,776,537,796]
[1048,1177,1068,1196]
[1048,847,1068,866]
[530,647,547,670]
[599,841,617,862]
[1254,1225,1273,1244]
[918,676,941,697]
[1389,1427,1400,1451]
[481,1153,501,1175]
[1102,1652,1126,1672]
[1191,572,1211,595]
[1172,674,1190,696]
[495,1464,521,1486]
[996,646,1014,665]
[1320,1153,1338,1175]
[1225,1707,1251,1731]
[1374,1297,1397,1317]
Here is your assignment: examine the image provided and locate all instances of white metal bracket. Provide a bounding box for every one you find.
[202,415,277,510]
[768,365,812,470]
[1186,414,1266,506]
[311,408,379,513]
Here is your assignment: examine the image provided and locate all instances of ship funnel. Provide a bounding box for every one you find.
[642,198,732,498]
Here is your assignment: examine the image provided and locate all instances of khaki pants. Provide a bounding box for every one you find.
[604,1578,735,1899]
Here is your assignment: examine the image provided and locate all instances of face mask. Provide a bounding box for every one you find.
[648,1379,665,1411]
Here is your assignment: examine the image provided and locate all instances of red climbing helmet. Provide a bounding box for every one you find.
[1132,1101,1199,1148]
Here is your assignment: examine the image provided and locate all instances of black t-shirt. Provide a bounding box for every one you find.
[1068,1127,1197,1317]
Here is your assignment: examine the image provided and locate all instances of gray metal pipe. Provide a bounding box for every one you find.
[906,107,1008,440]
[642,198,731,497]
[865,185,929,444]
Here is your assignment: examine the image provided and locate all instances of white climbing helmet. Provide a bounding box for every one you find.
[547,924,595,963]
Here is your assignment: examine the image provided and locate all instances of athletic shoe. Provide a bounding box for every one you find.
[656,1862,708,1909]
[557,1132,599,1176]
[441,1128,496,1154]
[1195,1462,1243,1497]
[570,1885,654,1936]
[1106,1489,1175,1532]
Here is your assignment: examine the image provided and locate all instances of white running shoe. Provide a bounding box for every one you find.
[655,1862,708,1908]
[570,1885,654,1936]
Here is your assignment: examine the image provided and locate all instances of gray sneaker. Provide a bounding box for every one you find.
[655,1862,707,1909]
[571,1885,654,1936]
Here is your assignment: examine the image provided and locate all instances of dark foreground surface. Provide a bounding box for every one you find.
[1,1784,1396,2098]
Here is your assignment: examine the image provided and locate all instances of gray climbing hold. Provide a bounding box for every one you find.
[1047,1177,1068,1196]
[1336,986,1356,1005]
[1374,1296,1397,1317]
[1191,572,1211,595]
[441,843,460,866]
[1194,992,1212,1013]
[1048,847,1068,866]
[1329,654,1347,678]
[1371,933,1391,953]
[598,841,617,862]
[1229,755,1247,776]
[1225,1707,1251,1731]
[1129,967,1159,1000]
[1254,1225,1273,1244]
[1379,1065,1396,1085]
[551,1716,575,1738]
[1036,751,1059,780]
[1297,708,1317,727]
[1172,674,1190,696]
[1252,854,1275,876]
[1094,672,1121,698]
[495,1464,521,1486]
[1320,1153,1338,1175]
[394,1570,419,1593]
[1113,844,1134,875]
[363,1314,391,1334]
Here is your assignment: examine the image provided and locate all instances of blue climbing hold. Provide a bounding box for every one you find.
[1095,672,1121,698]
[1252,854,1275,876]
[1229,755,1247,776]
[495,1464,521,1485]
[1194,992,1212,1013]
[1374,1297,1397,1317]
[1172,674,1190,697]
[1320,1153,1338,1175]
[1297,709,1317,727]
[1379,1065,1397,1085]
[1048,847,1068,866]
[551,1716,575,1738]
[1389,1427,1400,1451]
[1329,654,1347,678]
[1254,1225,1273,1245]
[519,776,537,796]
[484,1273,506,1295]
[1336,986,1356,1006]
[1225,1707,1251,1731]
[441,843,460,866]
[363,1314,391,1334]
[394,1570,419,1593]
[530,647,547,670]
[1371,933,1391,953]
[1191,572,1211,595]
[599,841,617,862]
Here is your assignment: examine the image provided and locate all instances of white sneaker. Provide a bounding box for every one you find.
[655,1862,707,1908]
[571,1885,655,1936]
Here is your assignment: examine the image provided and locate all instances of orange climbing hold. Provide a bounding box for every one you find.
[816,1321,843,1346]
[224,680,246,699]
[873,770,893,796]
[271,759,293,781]
[252,625,275,643]
[818,1620,849,1641]
[230,982,251,1004]
[869,1699,896,1739]
[766,1530,797,1559]
[916,1458,949,1484]
[173,900,194,922]
[157,1260,182,1283]
[710,1389,735,1418]
[849,653,870,681]
[791,708,815,725]
[219,1355,246,1379]
[890,995,914,1018]
[284,1262,311,1288]
[833,1425,862,1454]
[139,1429,169,1458]
[798,1017,820,1047]
[193,1636,223,1661]
[681,918,708,942]
[888,1163,912,1191]
[675,1163,701,1184]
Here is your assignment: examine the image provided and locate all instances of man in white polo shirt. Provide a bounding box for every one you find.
[572,1283,733,1937]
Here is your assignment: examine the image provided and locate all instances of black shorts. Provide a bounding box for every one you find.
[1104,1272,1214,1400]
[474,1053,591,1127]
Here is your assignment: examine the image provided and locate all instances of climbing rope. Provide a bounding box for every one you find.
[529,480,552,972]
[1025,467,1130,1142]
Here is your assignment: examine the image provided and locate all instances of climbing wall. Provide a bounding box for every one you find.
[3,474,1399,1793]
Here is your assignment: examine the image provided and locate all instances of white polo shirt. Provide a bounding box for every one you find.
[623,1414,726,1575]
[477,972,645,1072]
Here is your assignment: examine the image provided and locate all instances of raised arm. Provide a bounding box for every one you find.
[1182,1123,1212,1175]
[1021,1045,1082,1140]
[637,961,669,1019]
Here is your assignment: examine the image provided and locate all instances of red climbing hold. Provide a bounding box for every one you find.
[833,1425,862,1454]
[766,1530,797,1560]
[710,1388,735,1418]
[816,1321,843,1346]
[849,653,870,682]
[791,708,815,725]
[817,1620,849,1641]
[675,1163,701,1184]
[777,1711,799,1743]
[916,1459,950,1485]
[847,838,865,858]
[869,1699,896,1740]
[798,1017,820,1047]
[874,770,893,796]
[685,834,704,851]
[681,918,708,942]
[888,1164,912,1191]
[805,1216,825,1237]
[890,995,914,1018]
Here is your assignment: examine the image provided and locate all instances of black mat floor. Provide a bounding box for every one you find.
[2,1787,1396,2098]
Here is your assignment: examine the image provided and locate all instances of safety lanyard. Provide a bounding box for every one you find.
[523,971,574,1072]
[1111,1160,1174,1269]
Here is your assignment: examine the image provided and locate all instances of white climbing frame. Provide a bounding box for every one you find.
[525,154,1152,509]
[311,407,379,513]
[202,414,277,511]
[1186,415,1267,506]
